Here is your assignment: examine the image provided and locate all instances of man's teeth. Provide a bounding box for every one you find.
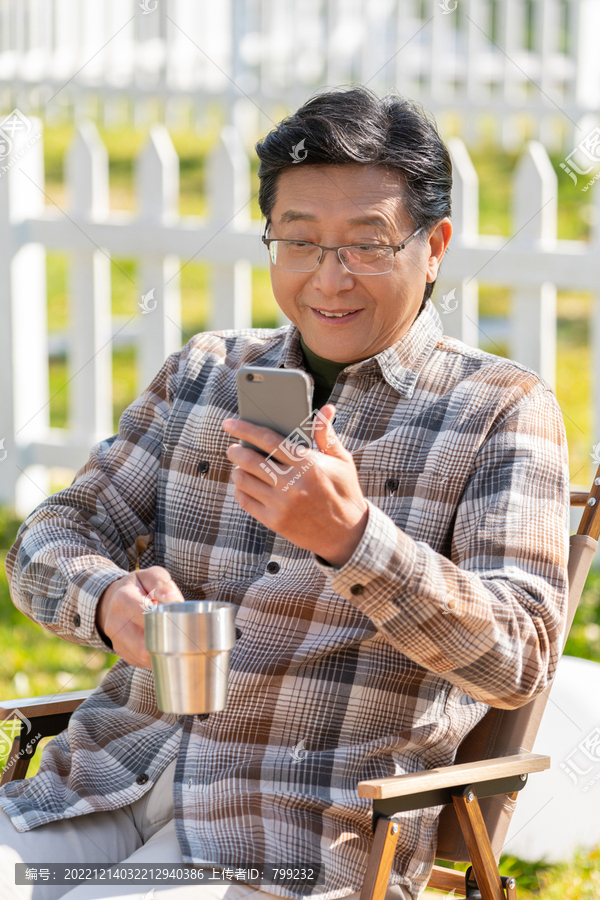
[317,310,355,318]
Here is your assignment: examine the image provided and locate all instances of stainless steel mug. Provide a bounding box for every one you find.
[144,600,237,714]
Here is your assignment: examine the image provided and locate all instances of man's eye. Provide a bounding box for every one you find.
[289,241,312,248]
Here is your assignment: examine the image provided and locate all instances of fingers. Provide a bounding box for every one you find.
[227,444,313,490]
[99,581,151,669]
[223,418,300,458]
[232,487,266,523]
[135,566,185,606]
[231,466,274,505]
[97,567,185,670]
[111,625,152,670]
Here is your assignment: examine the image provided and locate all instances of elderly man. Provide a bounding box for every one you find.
[0,87,569,900]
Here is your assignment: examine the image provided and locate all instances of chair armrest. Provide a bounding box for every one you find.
[0,690,94,722]
[0,690,94,787]
[571,491,591,507]
[357,751,550,800]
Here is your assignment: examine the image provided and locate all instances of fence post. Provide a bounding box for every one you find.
[65,121,113,445]
[0,115,49,516]
[207,125,252,331]
[135,124,182,394]
[510,141,557,388]
[436,137,480,348]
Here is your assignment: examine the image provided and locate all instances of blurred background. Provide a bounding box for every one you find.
[0,2,600,895]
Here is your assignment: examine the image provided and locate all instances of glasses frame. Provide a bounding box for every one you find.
[261,225,424,275]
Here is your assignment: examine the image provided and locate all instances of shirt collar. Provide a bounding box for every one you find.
[276,299,443,401]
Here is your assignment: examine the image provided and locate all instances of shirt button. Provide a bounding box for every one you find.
[266,561,280,574]
[197,460,210,474]
[197,713,210,721]
[350,584,364,596]
[73,614,81,627]
[235,627,242,641]
[136,773,149,785]
[386,478,399,493]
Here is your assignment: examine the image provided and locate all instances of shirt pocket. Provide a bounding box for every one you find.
[357,468,455,551]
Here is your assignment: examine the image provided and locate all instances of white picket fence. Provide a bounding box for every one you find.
[0,115,599,518]
[1,0,600,151]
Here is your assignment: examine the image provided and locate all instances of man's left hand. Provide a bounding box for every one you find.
[222,404,368,568]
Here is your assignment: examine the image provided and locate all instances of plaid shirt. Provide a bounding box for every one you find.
[1,300,569,900]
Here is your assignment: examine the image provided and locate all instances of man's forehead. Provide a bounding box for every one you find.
[272,164,407,222]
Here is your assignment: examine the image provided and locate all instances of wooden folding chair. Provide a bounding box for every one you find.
[2,467,599,900]
[358,466,600,900]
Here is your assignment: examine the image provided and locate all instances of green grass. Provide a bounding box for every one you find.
[429,848,600,898]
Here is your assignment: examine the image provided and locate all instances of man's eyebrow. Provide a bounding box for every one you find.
[279,211,317,225]
[346,214,390,228]
[278,210,390,228]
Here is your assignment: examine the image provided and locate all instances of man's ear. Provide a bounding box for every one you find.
[426,218,452,283]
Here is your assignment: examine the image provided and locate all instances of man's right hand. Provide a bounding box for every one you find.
[95,566,185,669]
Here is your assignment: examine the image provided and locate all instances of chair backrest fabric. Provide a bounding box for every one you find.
[435,532,599,862]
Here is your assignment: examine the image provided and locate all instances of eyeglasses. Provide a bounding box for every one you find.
[261,225,423,275]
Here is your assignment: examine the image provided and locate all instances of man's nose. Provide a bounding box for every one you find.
[310,248,355,294]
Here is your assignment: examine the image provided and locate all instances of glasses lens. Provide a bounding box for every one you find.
[339,246,394,274]
[270,241,321,271]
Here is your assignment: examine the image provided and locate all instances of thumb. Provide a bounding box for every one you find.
[313,404,345,457]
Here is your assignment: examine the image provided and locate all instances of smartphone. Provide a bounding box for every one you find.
[235,366,313,455]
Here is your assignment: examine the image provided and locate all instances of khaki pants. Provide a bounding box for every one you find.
[0,760,412,900]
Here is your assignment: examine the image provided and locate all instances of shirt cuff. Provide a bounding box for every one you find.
[313,500,417,605]
[59,565,127,652]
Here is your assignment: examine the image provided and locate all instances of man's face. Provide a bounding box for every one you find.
[267,163,451,362]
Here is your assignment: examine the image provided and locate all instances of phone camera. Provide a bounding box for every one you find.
[246,373,254,382]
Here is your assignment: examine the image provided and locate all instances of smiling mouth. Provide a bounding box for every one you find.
[313,308,360,318]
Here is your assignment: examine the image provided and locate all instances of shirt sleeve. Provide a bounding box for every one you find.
[4,348,184,653]
[314,383,571,710]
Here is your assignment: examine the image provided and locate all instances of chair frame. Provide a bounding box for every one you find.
[2,468,600,900]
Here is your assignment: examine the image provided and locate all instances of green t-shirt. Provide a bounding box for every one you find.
[300,335,360,410]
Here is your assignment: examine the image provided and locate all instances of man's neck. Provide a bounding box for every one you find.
[299,336,362,410]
